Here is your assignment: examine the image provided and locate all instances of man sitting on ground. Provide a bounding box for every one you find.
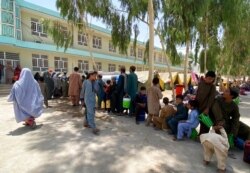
[153,97,176,130]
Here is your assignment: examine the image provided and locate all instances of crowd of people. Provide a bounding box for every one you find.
[0,62,22,84]
[6,66,250,172]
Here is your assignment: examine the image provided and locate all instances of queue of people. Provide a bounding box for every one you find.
[6,67,250,172]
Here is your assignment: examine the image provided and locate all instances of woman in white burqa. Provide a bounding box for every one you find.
[8,68,44,127]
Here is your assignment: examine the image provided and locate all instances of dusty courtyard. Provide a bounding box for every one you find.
[0,84,249,173]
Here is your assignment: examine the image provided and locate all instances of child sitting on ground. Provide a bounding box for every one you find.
[174,99,199,140]
[153,97,176,130]
[134,86,147,124]
[166,95,188,136]
[200,124,229,173]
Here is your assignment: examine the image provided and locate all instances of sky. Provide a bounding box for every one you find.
[25,0,186,53]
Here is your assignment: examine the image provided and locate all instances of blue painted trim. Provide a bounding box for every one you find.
[0,36,183,70]
[16,0,161,48]
[17,0,62,18]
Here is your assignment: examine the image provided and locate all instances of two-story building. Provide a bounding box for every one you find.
[0,0,183,83]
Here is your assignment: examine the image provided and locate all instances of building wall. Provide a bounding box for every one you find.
[0,0,183,84]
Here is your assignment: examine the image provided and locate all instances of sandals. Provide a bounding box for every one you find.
[92,128,100,135]
[83,124,90,128]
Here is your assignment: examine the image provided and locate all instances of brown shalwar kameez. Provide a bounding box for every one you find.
[196,81,216,134]
[147,85,163,125]
[153,105,176,129]
[68,72,82,106]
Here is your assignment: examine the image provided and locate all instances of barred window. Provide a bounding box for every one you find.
[137,67,142,71]
[158,53,163,62]
[31,18,47,37]
[32,54,48,71]
[109,41,116,52]
[78,60,89,72]
[78,32,88,46]
[130,46,135,57]
[93,36,102,49]
[108,64,116,72]
[54,57,68,72]
[138,49,143,59]
[95,62,102,71]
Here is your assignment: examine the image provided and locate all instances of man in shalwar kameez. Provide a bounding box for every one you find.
[43,69,54,99]
[127,66,138,117]
[195,71,217,135]
[8,68,44,125]
[68,67,82,106]
[146,77,163,126]
[200,126,229,173]
[84,71,100,134]
[115,66,127,115]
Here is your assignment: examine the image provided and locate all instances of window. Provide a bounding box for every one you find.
[2,24,14,37]
[0,52,20,70]
[15,6,21,40]
[109,41,116,52]
[78,60,89,72]
[1,11,14,24]
[95,62,102,71]
[54,57,68,72]
[137,66,142,71]
[138,49,143,59]
[93,36,102,49]
[130,46,135,57]
[118,65,123,70]
[1,0,20,39]
[60,26,68,39]
[32,54,48,71]
[108,64,116,72]
[158,53,163,62]
[31,18,47,37]
[2,0,14,11]
[78,32,88,46]
[163,56,167,64]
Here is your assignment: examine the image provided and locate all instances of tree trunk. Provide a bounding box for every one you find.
[204,10,208,73]
[85,17,97,71]
[147,0,154,87]
[158,33,176,100]
[184,39,190,90]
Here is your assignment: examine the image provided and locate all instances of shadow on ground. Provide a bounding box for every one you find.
[8,124,43,136]
[24,98,249,173]
[1,84,249,173]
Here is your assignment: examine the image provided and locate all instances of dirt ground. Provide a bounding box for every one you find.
[0,84,249,173]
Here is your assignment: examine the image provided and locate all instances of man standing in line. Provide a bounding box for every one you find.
[68,67,82,106]
[115,66,127,115]
[127,66,138,117]
[146,77,163,126]
[43,69,54,99]
[84,71,100,135]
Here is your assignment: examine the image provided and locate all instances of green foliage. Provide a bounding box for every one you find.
[195,0,250,76]
[43,19,73,51]
[48,0,249,77]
